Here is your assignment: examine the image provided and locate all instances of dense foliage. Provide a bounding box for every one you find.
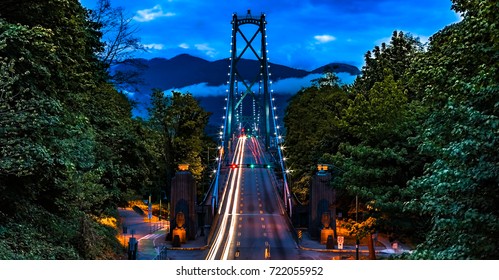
[403,0,499,259]
[0,0,212,259]
[148,89,212,196]
[284,0,498,259]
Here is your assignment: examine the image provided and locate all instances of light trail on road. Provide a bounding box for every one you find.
[206,137,246,260]
[206,135,299,260]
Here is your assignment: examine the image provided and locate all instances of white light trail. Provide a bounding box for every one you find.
[222,137,245,260]
[206,137,246,260]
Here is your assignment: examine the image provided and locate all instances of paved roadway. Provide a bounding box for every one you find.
[118,136,410,260]
[205,136,300,260]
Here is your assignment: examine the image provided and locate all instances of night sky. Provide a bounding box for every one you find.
[80,0,461,70]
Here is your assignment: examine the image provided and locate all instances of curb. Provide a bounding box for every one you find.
[298,244,384,254]
[165,245,209,251]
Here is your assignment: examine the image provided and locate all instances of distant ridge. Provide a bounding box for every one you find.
[115,53,361,94]
[117,54,361,122]
[311,63,361,76]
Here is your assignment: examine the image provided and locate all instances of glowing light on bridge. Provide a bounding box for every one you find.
[206,11,294,259]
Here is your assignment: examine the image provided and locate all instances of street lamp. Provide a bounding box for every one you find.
[159,191,167,221]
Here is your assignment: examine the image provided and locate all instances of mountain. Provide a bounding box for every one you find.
[115,54,361,123]
[311,63,362,76]
[116,54,360,94]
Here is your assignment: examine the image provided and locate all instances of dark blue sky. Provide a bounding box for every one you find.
[80,0,461,70]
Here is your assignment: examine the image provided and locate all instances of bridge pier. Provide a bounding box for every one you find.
[308,171,337,241]
[169,168,198,241]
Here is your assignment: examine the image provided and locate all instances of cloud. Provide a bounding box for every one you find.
[133,5,175,22]
[166,83,227,97]
[163,73,357,98]
[179,43,190,49]
[79,0,461,75]
[271,74,319,94]
[122,90,134,97]
[195,43,218,57]
[314,34,336,44]
[271,73,356,94]
[143,43,164,50]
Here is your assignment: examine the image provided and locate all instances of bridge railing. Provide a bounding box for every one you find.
[264,148,302,245]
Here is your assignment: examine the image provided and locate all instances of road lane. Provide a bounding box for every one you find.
[206,136,299,260]
[206,137,246,260]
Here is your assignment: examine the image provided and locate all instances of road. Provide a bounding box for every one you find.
[205,136,300,260]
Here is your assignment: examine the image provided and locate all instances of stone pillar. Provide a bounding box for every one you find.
[308,171,336,240]
[170,170,197,240]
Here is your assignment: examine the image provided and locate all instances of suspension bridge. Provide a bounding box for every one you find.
[201,11,298,260]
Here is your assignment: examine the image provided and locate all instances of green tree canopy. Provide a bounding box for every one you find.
[0,0,145,259]
[405,0,499,259]
[148,90,212,194]
[283,72,349,202]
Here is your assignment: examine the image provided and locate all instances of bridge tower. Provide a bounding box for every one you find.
[226,10,272,150]
[211,11,292,218]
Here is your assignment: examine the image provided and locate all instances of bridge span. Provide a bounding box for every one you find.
[205,136,298,260]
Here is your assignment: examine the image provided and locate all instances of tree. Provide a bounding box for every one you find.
[0,0,135,259]
[88,0,146,90]
[283,32,427,258]
[283,71,349,202]
[148,90,211,196]
[80,82,159,206]
[353,30,424,99]
[0,14,107,259]
[405,0,499,259]
[325,72,427,257]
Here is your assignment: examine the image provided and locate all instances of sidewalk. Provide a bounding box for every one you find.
[139,227,209,260]
[136,228,169,260]
[118,208,170,260]
[135,227,411,260]
[119,208,412,260]
[297,230,412,258]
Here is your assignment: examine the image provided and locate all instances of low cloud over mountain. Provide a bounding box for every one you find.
[114,54,360,122]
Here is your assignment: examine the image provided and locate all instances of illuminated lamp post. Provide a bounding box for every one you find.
[159,191,167,222]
